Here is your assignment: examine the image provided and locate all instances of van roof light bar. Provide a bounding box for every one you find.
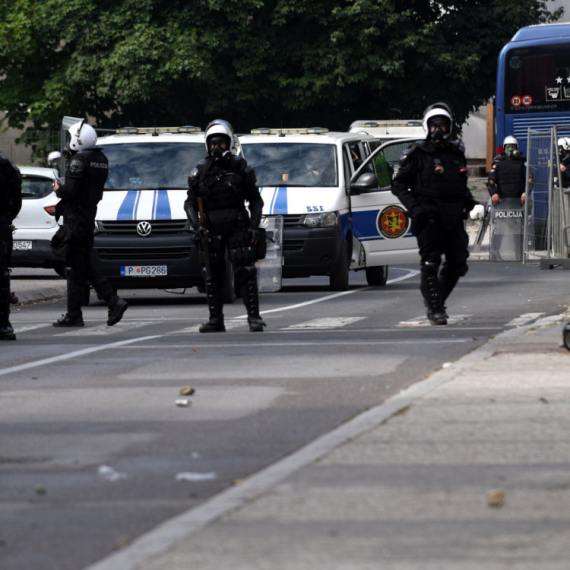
[250,127,329,135]
[115,126,202,134]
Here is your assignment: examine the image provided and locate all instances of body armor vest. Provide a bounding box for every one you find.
[199,158,246,212]
[416,146,467,203]
[494,156,526,197]
[67,149,109,208]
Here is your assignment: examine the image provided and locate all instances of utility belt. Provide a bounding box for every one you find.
[198,229,267,266]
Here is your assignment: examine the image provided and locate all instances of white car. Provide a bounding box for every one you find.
[11,166,64,275]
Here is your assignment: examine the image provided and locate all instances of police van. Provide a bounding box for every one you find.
[238,128,419,289]
[89,126,236,301]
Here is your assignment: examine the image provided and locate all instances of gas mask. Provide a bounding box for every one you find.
[427,116,451,144]
[208,135,231,162]
[505,144,521,159]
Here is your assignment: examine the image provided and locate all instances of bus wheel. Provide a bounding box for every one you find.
[365,265,388,286]
[330,242,350,291]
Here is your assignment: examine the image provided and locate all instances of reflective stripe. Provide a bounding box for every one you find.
[117,191,138,220]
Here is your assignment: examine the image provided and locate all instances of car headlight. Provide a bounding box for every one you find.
[303,212,339,228]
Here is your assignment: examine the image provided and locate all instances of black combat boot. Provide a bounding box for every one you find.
[242,276,266,332]
[420,262,447,326]
[107,295,129,326]
[438,273,460,319]
[0,286,16,340]
[199,280,225,332]
[53,274,84,327]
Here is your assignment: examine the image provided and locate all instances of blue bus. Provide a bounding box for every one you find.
[496,23,570,155]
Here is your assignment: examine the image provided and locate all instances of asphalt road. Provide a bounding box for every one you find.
[2,261,569,570]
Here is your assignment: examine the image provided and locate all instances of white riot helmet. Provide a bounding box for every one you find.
[422,102,453,143]
[503,135,520,158]
[559,137,570,152]
[68,120,97,152]
[204,119,235,160]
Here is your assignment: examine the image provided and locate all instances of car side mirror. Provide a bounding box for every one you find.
[350,172,379,195]
[47,151,61,170]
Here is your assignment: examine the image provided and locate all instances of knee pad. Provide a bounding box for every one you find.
[242,265,257,281]
[441,262,468,278]
[421,261,440,276]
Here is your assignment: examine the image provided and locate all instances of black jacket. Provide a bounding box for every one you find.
[0,155,22,222]
[391,139,477,228]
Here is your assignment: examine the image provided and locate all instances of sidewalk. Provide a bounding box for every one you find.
[84,312,570,570]
[9,268,67,305]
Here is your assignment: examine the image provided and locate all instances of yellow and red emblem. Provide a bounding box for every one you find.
[377,205,409,239]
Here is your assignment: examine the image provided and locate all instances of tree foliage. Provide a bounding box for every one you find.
[0,0,562,133]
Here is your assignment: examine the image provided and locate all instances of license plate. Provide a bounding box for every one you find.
[13,241,32,250]
[120,265,167,277]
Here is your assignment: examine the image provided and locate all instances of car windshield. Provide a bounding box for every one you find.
[102,142,205,190]
[241,143,338,187]
[21,175,54,199]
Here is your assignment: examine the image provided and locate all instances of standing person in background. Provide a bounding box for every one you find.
[185,119,265,333]
[487,135,527,206]
[53,120,128,327]
[0,151,22,340]
[391,102,477,325]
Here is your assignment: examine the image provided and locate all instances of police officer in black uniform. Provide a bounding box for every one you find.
[53,120,128,327]
[391,103,477,325]
[488,136,527,206]
[185,119,265,333]
[0,151,22,340]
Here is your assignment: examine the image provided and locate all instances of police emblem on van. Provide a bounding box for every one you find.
[137,221,152,236]
[377,205,409,239]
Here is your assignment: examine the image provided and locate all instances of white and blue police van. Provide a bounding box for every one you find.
[238,128,420,290]
[90,126,236,301]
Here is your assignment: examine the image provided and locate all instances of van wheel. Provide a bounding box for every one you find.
[329,241,350,291]
[365,265,388,286]
[223,262,236,304]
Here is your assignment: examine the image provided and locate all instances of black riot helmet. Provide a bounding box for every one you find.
[422,102,453,143]
[204,119,235,161]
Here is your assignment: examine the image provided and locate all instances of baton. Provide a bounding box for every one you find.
[197,197,212,282]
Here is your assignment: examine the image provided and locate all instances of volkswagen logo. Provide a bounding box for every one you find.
[136,221,152,237]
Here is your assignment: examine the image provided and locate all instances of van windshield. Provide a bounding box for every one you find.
[241,143,338,187]
[102,142,205,190]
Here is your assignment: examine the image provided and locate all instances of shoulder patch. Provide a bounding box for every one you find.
[69,156,86,178]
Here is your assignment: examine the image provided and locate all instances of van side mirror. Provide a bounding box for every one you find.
[350,172,378,195]
[47,151,61,170]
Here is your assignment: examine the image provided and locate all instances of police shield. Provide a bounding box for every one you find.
[256,216,283,292]
[489,197,524,261]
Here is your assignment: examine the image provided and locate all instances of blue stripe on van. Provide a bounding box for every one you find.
[117,191,138,220]
[155,190,171,220]
[273,187,288,214]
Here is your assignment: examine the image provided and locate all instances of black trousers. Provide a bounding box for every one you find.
[415,216,469,277]
[64,208,115,313]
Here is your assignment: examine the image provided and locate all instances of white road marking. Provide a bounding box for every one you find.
[12,323,52,333]
[171,319,248,334]
[233,269,420,319]
[398,315,472,327]
[506,312,545,327]
[283,317,366,330]
[55,322,153,336]
[0,336,161,378]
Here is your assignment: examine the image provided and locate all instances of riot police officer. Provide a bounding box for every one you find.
[391,102,477,325]
[0,151,22,340]
[558,137,570,188]
[185,119,265,333]
[53,120,128,327]
[488,136,527,206]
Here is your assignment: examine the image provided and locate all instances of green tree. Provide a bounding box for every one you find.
[0,0,561,134]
